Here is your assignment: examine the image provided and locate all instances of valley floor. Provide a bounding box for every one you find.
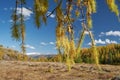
[0,61,120,80]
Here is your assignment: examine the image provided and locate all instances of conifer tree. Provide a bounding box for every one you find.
[11,0,120,70]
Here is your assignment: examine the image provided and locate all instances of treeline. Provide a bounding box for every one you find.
[98,44,120,64]
[0,44,120,65]
[48,44,120,65]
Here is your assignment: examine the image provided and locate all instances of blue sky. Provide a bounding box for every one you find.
[0,0,120,55]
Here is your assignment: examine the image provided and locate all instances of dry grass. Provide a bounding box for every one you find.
[0,61,120,80]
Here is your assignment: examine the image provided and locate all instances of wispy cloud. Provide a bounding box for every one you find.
[40,42,47,46]
[8,20,13,23]
[106,31,120,37]
[88,38,117,45]
[27,52,56,55]
[99,31,120,37]
[10,7,13,10]
[26,52,41,55]
[9,45,16,49]
[11,45,16,48]
[4,8,8,11]
[17,7,33,20]
[25,44,35,49]
[74,38,79,41]
[99,32,104,37]
[53,46,58,50]
[49,42,54,45]
[1,20,5,23]
[47,11,55,18]
[78,19,85,22]
[40,41,55,46]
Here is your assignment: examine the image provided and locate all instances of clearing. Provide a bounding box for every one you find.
[0,61,120,80]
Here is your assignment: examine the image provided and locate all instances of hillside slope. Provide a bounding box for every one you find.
[0,46,30,61]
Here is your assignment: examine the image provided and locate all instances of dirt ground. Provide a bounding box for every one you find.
[0,61,120,80]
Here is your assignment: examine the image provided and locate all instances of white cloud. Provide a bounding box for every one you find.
[26,52,56,55]
[78,19,85,22]
[105,39,111,44]
[105,39,117,44]
[88,39,117,45]
[95,39,106,44]
[40,41,55,46]
[53,46,58,50]
[1,20,5,23]
[99,32,104,37]
[11,45,16,48]
[99,31,120,37]
[84,31,89,35]
[74,38,79,41]
[25,45,35,49]
[26,52,41,55]
[84,30,92,35]
[88,42,92,46]
[47,11,55,18]
[106,31,120,37]
[101,32,104,35]
[49,42,54,45]
[88,39,105,45]
[40,42,47,46]
[9,45,16,49]
[10,7,13,10]
[4,8,8,11]
[17,7,33,20]
[9,20,13,23]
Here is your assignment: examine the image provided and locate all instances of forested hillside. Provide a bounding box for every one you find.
[50,44,120,65]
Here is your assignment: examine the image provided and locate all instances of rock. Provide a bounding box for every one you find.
[2,54,11,60]
[111,76,120,80]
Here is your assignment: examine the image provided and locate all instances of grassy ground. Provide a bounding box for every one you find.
[0,61,120,80]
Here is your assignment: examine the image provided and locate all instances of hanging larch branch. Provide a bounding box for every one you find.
[34,0,48,28]
[11,0,26,54]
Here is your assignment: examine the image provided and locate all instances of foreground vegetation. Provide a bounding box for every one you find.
[0,61,120,80]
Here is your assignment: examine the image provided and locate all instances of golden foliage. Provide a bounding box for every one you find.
[34,0,48,28]
[86,0,96,28]
[106,0,119,16]
[75,9,80,17]
[87,16,92,28]
[11,24,20,41]
[77,0,81,6]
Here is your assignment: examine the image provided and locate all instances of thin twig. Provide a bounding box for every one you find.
[47,0,63,18]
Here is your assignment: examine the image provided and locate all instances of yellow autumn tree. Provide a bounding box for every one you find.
[11,0,120,71]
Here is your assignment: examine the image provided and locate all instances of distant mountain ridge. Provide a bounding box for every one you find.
[28,54,56,59]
